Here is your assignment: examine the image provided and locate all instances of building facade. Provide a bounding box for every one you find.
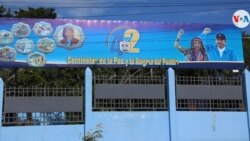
[0,67,250,141]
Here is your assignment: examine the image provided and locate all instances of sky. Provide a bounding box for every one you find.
[0,0,250,32]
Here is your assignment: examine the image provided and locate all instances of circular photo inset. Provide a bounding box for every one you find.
[37,38,56,53]
[33,21,53,37]
[11,22,31,38]
[0,30,14,46]
[0,46,16,62]
[27,52,46,67]
[15,38,35,54]
[53,23,85,50]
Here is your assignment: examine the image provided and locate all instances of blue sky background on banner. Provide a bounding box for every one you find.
[0,0,248,67]
[0,0,250,32]
[0,19,243,65]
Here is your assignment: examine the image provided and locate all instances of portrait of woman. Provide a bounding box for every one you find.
[174,29,209,61]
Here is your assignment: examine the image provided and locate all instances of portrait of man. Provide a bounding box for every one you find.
[60,26,80,47]
[53,23,85,50]
[202,28,237,61]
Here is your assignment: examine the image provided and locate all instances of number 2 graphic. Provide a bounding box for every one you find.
[124,29,140,53]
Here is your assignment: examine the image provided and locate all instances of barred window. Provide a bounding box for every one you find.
[2,112,83,126]
[2,87,84,126]
[176,99,245,111]
[175,75,245,111]
[93,75,168,111]
[93,98,167,111]
[176,75,242,85]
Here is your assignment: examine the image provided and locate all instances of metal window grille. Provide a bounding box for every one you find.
[93,98,167,111]
[5,87,83,97]
[93,75,167,111]
[176,75,242,85]
[176,99,245,111]
[2,112,83,126]
[2,87,84,126]
[94,75,165,84]
[175,75,245,111]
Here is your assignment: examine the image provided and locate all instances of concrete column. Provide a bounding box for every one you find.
[84,67,94,136]
[168,68,177,141]
[244,69,250,138]
[0,78,4,141]
[85,67,93,120]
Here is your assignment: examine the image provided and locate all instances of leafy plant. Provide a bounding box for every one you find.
[83,124,103,141]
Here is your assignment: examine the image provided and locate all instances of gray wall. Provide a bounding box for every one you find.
[94,84,165,99]
[4,96,83,112]
[176,85,243,99]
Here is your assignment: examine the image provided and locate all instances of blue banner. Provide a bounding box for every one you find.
[0,18,244,68]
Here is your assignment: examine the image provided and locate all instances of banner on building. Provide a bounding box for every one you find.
[0,18,244,68]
